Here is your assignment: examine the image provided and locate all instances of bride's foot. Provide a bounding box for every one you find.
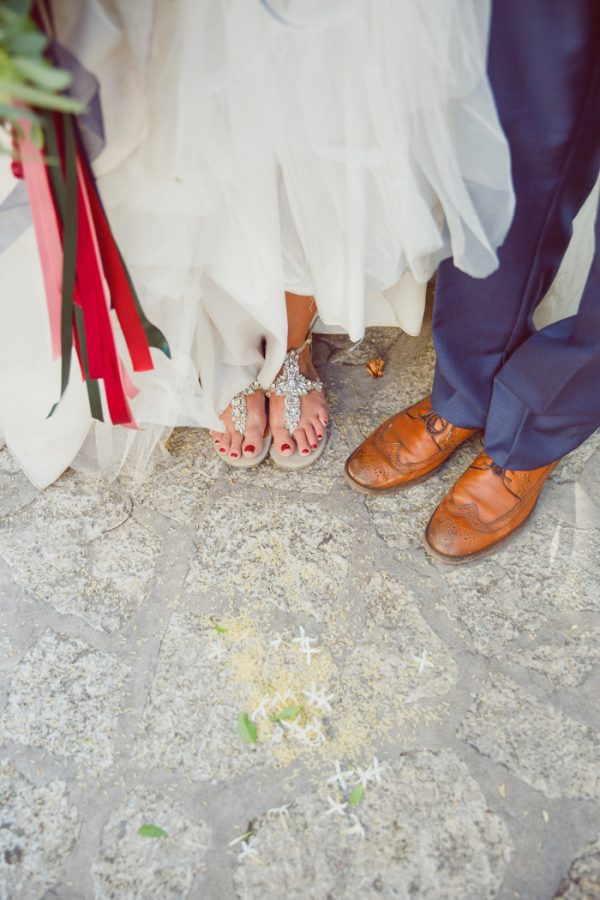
[269,341,329,459]
[209,387,268,461]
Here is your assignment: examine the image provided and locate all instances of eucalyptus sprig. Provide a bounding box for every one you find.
[0,0,85,153]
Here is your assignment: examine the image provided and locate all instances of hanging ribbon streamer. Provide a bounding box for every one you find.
[11,56,171,427]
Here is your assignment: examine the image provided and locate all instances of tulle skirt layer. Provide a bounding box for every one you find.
[0,0,516,485]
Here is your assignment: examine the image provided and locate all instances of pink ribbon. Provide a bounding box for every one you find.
[19,119,63,360]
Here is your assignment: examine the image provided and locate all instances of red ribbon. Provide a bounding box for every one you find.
[74,153,137,426]
[78,155,154,372]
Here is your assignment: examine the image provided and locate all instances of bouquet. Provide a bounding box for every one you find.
[0,0,170,427]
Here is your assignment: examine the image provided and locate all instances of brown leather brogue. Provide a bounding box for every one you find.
[424,451,559,563]
[345,395,480,494]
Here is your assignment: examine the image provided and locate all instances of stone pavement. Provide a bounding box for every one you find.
[1,321,600,900]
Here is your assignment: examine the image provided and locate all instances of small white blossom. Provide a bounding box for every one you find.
[208,641,226,660]
[270,725,285,745]
[302,683,334,713]
[325,795,348,816]
[269,633,286,650]
[303,716,326,746]
[353,766,373,790]
[281,718,307,742]
[410,650,434,675]
[292,626,321,665]
[237,839,260,863]
[327,760,353,793]
[250,696,272,722]
[367,756,384,785]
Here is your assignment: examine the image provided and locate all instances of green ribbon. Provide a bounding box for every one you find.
[117,247,171,360]
[44,110,103,421]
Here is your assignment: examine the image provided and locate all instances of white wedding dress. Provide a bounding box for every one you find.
[0,0,522,486]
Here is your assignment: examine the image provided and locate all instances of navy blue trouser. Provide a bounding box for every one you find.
[431,0,600,470]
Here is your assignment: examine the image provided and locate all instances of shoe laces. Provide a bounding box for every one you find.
[419,408,448,436]
[477,457,513,485]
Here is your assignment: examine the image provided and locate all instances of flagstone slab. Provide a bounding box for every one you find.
[439,510,600,656]
[226,422,351,496]
[511,626,600,688]
[319,326,406,367]
[134,428,223,525]
[553,834,600,899]
[551,429,600,484]
[233,750,511,900]
[0,760,79,900]
[92,788,210,899]
[0,470,161,632]
[134,611,267,782]
[187,495,355,620]
[458,674,600,800]
[0,630,129,771]
[332,573,456,749]
[0,447,38,519]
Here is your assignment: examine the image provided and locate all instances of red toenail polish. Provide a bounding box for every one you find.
[281,444,291,451]
[317,435,323,440]
[245,445,255,454]
[231,453,238,459]
[302,449,309,455]
[312,444,317,449]
[219,448,226,453]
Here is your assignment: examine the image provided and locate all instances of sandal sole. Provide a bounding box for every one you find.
[215,433,272,469]
[269,428,329,470]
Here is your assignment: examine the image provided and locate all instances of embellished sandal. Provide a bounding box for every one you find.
[267,335,329,470]
[215,381,272,468]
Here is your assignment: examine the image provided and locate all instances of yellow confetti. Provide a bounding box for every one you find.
[498,783,506,799]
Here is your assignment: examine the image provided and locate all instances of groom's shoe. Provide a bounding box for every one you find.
[424,451,559,563]
[345,395,480,494]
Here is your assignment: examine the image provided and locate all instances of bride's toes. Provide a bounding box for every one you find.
[273,427,294,457]
[243,425,263,458]
[217,431,231,456]
[228,431,243,460]
[302,421,318,451]
[293,428,311,456]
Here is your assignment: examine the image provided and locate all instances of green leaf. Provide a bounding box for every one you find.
[13,57,72,91]
[272,706,301,722]
[213,624,228,634]
[138,824,168,839]
[348,784,365,807]
[0,80,85,113]
[4,0,33,18]
[0,100,38,122]
[8,30,48,56]
[237,712,257,744]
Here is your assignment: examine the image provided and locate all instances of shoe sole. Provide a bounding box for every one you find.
[343,462,443,496]
[270,428,329,470]
[422,503,537,565]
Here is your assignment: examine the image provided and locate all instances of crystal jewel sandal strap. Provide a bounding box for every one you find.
[268,337,323,435]
[230,380,261,434]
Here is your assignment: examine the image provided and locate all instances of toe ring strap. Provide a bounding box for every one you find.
[267,346,323,435]
[230,380,261,434]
